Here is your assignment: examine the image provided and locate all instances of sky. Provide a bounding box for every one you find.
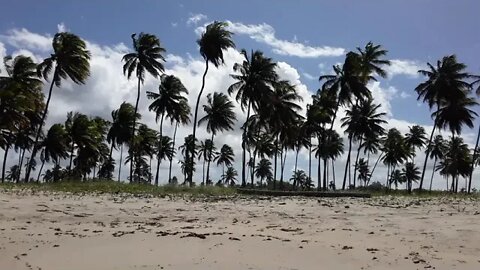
[1,0,480,189]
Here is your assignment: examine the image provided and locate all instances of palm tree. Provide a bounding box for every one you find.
[223,166,238,186]
[402,162,420,193]
[290,170,312,190]
[381,128,410,188]
[168,100,190,183]
[356,42,391,83]
[341,98,386,189]
[319,52,371,130]
[432,96,477,138]
[189,21,235,184]
[292,122,310,188]
[122,32,166,182]
[389,169,404,190]
[125,124,157,183]
[405,125,427,162]
[255,158,272,187]
[25,32,91,182]
[356,158,370,187]
[215,144,235,178]
[199,92,236,184]
[178,135,197,183]
[107,102,140,182]
[437,136,472,192]
[197,139,215,185]
[146,74,188,185]
[427,135,446,190]
[228,49,277,186]
[37,124,69,182]
[157,135,175,172]
[469,78,480,192]
[416,55,474,190]
[314,129,344,190]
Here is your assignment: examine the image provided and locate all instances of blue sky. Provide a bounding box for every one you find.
[1,1,480,187]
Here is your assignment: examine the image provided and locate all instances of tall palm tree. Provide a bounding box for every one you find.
[381,128,410,188]
[415,55,473,190]
[168,100,190,183]
[189,21,235,184]
[468,77,480,192]
[147,74,188,185]
[199,92,236,184]
[178,135,197,183]
[215,144,235,178]
[25,32,91,182]
[341,99,386,189]
[228,49,277,186]
[107,102,140,182]
[437,136,472,192]
[255,158,272,187]
[36,124,69,182]
[405,125,427,162]
[125,124,157,183]
[356,158,370,187]
[122,32,166,182]
[402,162,420,193]
[315,129,344,190]
[356,42,391,83]
[157,135,175,174]
[432,96,477,138]
[428,135,446,190]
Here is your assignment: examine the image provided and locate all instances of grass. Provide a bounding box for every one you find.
[0,180,237,197]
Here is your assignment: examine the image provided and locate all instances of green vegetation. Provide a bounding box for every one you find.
[1,22,480,195]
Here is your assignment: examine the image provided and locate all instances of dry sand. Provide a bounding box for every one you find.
[1,190,479,270]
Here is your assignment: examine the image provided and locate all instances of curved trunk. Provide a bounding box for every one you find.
[36,159,45,183]
[25,71,57,182]
[168,122,178,183]
[419,118,437,190]
[342,135,353,190]
[429,157,437,191]
[154,113,165,186]
[368,152,383,183]
[206,133,214,185]
[129,77,142,183]
[352,137,363,188]
[2,146,9,183]
[117,144,123,182]
[189,60,209,185]
[468,124,480,193]
[69,139,75,172]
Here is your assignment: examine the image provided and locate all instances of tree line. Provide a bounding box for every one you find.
[1,21,479,193]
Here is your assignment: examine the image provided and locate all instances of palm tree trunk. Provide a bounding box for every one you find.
[419,120,437,190]
[36,160,45,183]
[202,158,206,185]
[69,140,74,172]
[294,148,299,175]
[429,157,437,191]
[331,159,336,188]
[368,152,383,183]
[2,146,9,183]
[130,77,142,183]
[154,113,165,186]
[206,133,214,185]
[251,154,256,187]
[280,147,287,187]
[352,138,363,188]
[242,101,252,187]
[308,139,312,184]
[169,122,178,184]
[329,101,340,131]
[18,149,26,183]
[25,70,57,182]
[468,124,480,193]
[118,144,123,182]
[323,158,327,191]
[189,59,209,185]
[317,154,322,191]
[342,136,353,190]
[386,164,390,188]
[273,136,278,189]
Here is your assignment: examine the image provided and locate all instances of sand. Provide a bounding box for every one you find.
[1,190,479,270]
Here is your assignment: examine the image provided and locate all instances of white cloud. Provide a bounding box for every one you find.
[399,91,411,99]
[387,59,425,79]
[187,13,207,26]
[57,22,68,32]
[196,21,345,58]
[302,72,316,81]
[0,28,51,52]
[171,22,178,28]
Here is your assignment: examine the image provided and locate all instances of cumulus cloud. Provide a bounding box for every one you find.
[387,59,426,78]
[186,13,207,26]
[302,72,316,81]
[0,28,51,52]
[196,21,345,58]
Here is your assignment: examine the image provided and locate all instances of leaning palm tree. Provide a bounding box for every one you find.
[199,92,236,185]
[428,135,446,190]
[405,125,427,162]
[36,124,69,182]
[215,144,235,178]
[189,21,235,184]
[147,74,188,185]
[228,49,277,186]
[415,55,473,190]
[168,100,191,183]
[122,32,166,181]
[25,32,91,181]
[402,162,420,193]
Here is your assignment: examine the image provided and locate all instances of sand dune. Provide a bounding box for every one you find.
[1,190,479,270]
